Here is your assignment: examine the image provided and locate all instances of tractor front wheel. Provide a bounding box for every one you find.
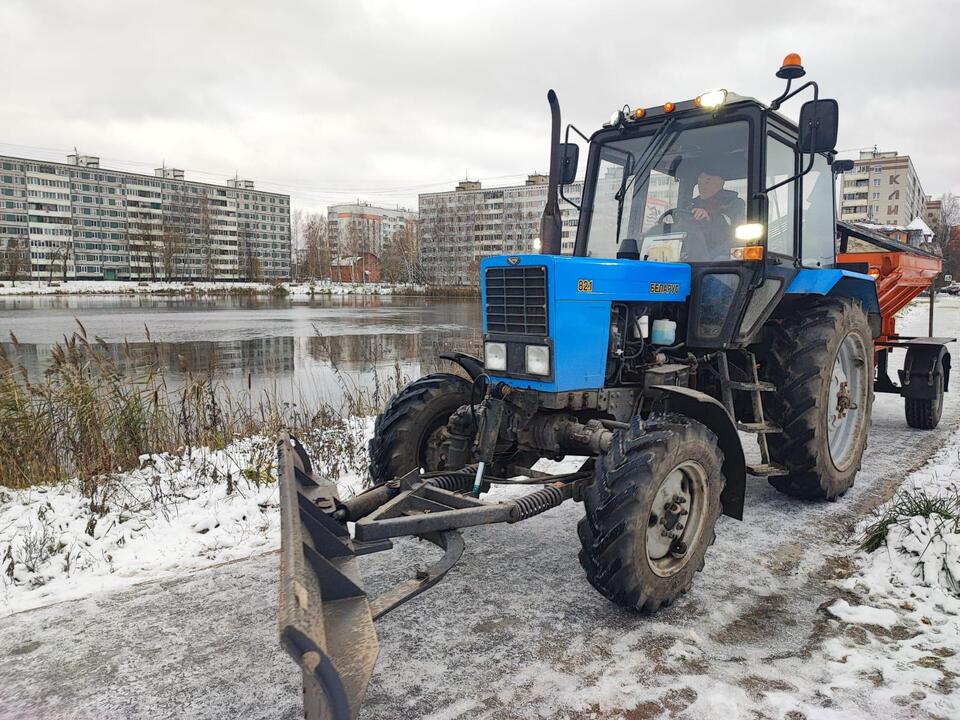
[577,415,725,613]
[762,299,874,500]
[367,373,472,486]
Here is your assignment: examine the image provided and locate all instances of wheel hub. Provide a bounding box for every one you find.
[645,462,708,577]
[827,332,867,470]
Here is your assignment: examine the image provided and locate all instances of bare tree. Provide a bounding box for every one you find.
[161,190,192,281]
[240,220,263,282]
[128,218,160,281]
[1,237,27,286]
[930,192,960,279]
[301,212,329,280]
[48,246,66,283]
[381,223,422,283]
[198,194,214,281]
[291,209,305,280]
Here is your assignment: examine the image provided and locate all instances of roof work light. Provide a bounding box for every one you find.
[694,89,727,110]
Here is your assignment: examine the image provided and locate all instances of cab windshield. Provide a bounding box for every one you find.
[583,120,751,262]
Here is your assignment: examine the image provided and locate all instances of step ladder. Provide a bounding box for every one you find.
[718,352,789,478]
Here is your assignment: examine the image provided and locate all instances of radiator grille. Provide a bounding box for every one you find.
[484,266,548,335]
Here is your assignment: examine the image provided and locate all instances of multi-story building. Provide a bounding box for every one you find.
[923,196,942,229]
[326,202,418,259]
[839,148,926,226]
[0,153,291,281]
[418,174,583,285]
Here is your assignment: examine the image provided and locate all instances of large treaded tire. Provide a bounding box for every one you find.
[905,368,944,429]
[761,298,874,500]
[577,415,724,613]
[367,373,471,486]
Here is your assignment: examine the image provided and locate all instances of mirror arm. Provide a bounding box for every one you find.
[769,79,816,111]
[769,77,793,110]
[760,81,820,196]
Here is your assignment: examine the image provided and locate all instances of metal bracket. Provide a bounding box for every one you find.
[355,481,515,542]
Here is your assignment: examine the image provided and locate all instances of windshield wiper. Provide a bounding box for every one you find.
[614,116,678,246]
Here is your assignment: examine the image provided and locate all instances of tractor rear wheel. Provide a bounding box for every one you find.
[577,415,724,613]
[367,373,472,486]
[762,299,874,500]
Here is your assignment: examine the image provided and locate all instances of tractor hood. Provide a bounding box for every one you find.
[480,254,691,392]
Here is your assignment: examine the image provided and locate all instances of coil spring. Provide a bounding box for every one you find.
[426,471,474,493]
[513,485,565,521]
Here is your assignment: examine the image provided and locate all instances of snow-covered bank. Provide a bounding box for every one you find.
[0,279,428,297]
[0,420,372,617]
[811,430,960,715]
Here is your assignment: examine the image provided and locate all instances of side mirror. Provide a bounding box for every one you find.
[799,99,839,154]
[559,143,579,185]
[833,159,855,175]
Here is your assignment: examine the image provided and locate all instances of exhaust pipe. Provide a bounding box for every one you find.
[539,89,563,255]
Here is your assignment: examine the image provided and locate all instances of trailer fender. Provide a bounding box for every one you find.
[785,268,881,315]
[439,351,484,381]
[899,345,951,399]
[653,385,746,520]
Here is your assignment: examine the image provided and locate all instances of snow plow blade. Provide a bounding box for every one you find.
[277,433,378,720]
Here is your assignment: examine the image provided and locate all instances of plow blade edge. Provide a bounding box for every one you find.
[277,433,378,720]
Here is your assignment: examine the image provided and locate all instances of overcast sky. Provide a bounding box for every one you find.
[2,0,958,215]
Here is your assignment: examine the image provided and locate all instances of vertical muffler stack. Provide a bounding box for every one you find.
[539,89,563,256]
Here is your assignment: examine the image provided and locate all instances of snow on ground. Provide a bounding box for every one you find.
[0,419,372,617]
[0,279,426,297]
[2,294,958,719]
[810,430,960,717]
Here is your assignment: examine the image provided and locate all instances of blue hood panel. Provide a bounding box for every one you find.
[480,255,691,392]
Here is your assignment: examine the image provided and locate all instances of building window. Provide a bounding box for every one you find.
[872,179,880,186]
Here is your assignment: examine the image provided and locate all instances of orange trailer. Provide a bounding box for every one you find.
[837,221,954,428]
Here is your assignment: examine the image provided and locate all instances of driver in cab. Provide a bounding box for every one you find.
[690,166,744,227]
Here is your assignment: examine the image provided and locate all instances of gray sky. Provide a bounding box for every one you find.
[2,0,958,214]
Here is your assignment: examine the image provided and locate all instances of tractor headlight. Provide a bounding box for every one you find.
[525,345,550,376]
[734,223,765,241]
[484,342,507,371]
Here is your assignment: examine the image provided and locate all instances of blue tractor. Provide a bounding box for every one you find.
[277,55,884,719]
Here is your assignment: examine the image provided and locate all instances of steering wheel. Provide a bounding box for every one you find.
[657,207,695,224]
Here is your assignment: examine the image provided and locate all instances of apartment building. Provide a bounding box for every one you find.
[0,153,291,281]
[924,196,942,229]
[418,174,583,285]
[326,202,418,258]
[839,148,926,226]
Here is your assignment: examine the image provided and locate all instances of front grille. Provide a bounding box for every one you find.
[485,266,548,335]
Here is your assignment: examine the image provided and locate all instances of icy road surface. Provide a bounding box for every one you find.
[2,297,959,720]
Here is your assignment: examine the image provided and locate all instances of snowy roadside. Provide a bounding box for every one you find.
[811,429,960,716]
[0,279,427,297]
[0,420,373,618]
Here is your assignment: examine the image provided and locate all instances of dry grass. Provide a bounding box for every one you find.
[859,486,960,553]
[0,320,408,497]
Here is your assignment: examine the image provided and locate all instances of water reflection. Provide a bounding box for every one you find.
[0,295,483,409]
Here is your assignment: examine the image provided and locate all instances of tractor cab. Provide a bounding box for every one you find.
[558,58,846,350]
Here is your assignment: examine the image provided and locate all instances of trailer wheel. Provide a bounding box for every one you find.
[905,364,944,429]
[577,415,724,613]
[762,299,874,500]
[368,373,472,486]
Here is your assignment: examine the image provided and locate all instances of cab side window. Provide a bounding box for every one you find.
[800,154,835,267]
[765,134,796,257]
